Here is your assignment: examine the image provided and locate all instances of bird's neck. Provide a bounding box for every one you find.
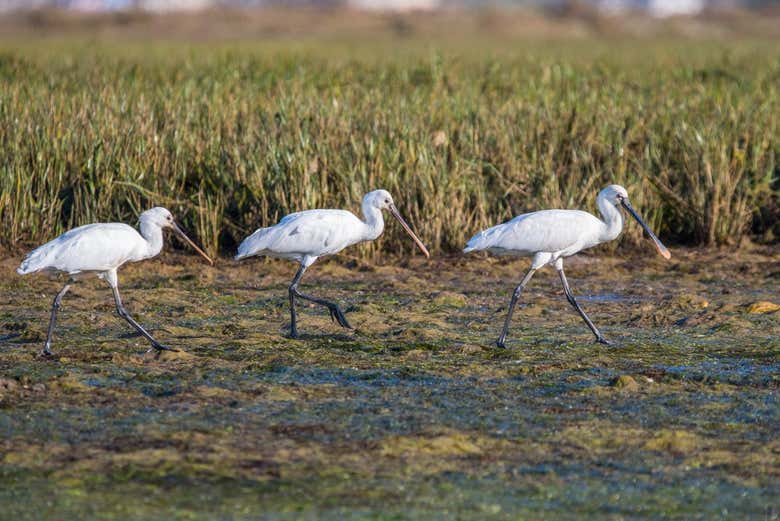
[597,196,624,242]
[139,220,165,259]
[361,201,385,241]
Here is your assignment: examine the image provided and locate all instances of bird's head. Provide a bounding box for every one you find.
[363,189,430,258]
[364,189,395,210]
[139,207,176,228]
[599,185,671,260]
[139,207,213,265]
[601,185,630,206]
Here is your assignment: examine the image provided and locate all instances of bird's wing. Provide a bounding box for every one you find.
[236,209,364,259]
[18,223,145,275]
[465,210,603,255]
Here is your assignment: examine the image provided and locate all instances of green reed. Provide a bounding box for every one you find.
[1,41,777,258]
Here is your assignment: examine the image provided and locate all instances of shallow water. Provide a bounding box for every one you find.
[0,248,778,520]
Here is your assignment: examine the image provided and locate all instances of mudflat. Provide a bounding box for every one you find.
[0,247,778,519]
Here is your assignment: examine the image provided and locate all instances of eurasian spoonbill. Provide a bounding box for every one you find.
[235,189,430,338]
[17,207,213,356]
[464,185,670,348]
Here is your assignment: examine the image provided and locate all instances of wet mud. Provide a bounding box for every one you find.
[0,247,778,519]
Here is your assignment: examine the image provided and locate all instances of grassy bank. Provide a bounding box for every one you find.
[1,39,778,258]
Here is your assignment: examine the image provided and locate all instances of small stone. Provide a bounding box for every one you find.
[746,301,780,314]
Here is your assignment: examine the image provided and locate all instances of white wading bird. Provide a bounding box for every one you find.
[235,190,430,338]
[17,207,213,356]
[464,185,671,348]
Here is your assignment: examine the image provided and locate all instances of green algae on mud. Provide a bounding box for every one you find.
[0,248,779,519]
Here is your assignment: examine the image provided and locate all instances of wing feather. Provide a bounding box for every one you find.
[236,210,365,260]
[17,223,144,275]
[464,210,603,256]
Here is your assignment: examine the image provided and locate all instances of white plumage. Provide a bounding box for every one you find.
[19,223,159,277]
[464,209,608,260]
[236,189,429,338]
[464,185,670,348]
[236,210,373,267]
[17,207,213,356]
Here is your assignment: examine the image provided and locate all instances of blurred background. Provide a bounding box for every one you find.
[1,0,779,40]
[1,0,779,12]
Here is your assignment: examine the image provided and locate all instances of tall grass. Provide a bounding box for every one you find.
[0,41,777,259]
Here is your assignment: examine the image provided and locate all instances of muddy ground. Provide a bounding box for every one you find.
[0,247,778,520]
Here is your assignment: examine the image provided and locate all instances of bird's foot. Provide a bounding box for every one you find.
[495,337,507,349]
[39,346,55,358]
[596,336,613,346]
[329,307,353,329]
[289,328,299,339]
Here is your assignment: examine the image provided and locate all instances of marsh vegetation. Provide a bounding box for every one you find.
[1,37,778,259]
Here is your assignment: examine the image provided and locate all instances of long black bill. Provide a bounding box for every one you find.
[621,200,671,260]
[172,222,215,265]
[388,204,430,258]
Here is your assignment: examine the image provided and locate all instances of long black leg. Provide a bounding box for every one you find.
[42,283,71,356]
[294,289,352,329]
[288,263,351,339]
[557,266,609,344]
[496,268,536,349]
[110,284,177,353]
[288,264,305,339]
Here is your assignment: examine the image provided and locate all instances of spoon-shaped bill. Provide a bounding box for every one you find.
[388,204,430,258]
[621,200,671,260]
[172,222,214,265]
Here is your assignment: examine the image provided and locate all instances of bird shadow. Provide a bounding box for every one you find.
[115,331,213,341]
[288,332,355,342]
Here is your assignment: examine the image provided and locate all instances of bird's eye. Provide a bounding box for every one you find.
[385,199,390,203]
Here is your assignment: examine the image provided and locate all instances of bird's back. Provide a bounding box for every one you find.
[464,209,605,257]
[17,223,145,275]
[236,209,365,261]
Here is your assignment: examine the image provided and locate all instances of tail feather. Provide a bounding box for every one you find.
[16,248,47,275]
[462,245,478,253]
[463,223,506,253]
[235,227,270,260]
[463,230,490,253]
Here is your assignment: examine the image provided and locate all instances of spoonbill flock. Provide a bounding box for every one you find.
[16,185,670,355]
